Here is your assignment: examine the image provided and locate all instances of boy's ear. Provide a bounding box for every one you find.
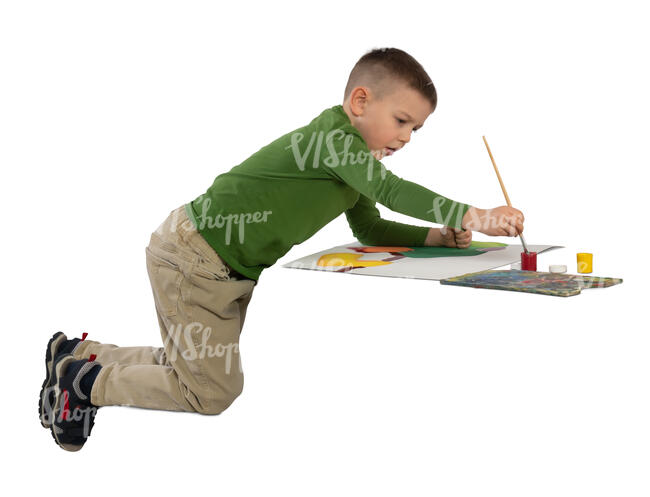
[349,86,370,116]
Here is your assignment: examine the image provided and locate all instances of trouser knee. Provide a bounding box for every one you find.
[194,386,243,415]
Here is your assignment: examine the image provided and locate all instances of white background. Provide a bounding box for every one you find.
[2,1,648,495]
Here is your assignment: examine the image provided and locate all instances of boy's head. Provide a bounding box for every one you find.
[342,47,437,160]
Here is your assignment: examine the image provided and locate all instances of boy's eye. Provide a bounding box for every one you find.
[396,116,420,133]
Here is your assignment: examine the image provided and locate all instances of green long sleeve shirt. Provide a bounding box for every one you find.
[184,104,470,282]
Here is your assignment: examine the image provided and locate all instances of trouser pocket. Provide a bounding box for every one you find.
[146,245,183,317]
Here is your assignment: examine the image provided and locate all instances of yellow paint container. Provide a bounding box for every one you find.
[577,253,593,274]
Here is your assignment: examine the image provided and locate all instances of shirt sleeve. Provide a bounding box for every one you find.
[321,127,471,230]
[345,194,430,246]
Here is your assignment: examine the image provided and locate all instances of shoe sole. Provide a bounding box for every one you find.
[50,354,85,452]
[39,332,67,429]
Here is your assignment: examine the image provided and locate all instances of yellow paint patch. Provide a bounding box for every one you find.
[317,253,392,268]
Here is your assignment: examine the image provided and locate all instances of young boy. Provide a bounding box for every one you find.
[39,47,524,451]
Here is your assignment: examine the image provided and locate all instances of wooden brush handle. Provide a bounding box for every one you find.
[482,136,512,207]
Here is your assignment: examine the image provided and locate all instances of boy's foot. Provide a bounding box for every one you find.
[50,353,102,452]
[39,331,89,428]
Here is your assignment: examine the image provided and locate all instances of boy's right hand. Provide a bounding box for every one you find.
[461,206,524,237]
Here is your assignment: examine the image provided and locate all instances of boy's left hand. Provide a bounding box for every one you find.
[440,226,472,249]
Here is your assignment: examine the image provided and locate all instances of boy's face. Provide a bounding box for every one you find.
[344,81,434,160]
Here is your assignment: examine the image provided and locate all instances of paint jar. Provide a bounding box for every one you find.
[577,253,593,273]
[521,251,537,271]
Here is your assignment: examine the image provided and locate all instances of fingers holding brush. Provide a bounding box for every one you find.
[453,228,472,248]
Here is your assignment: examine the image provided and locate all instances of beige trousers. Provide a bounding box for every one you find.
[72,205,256,415]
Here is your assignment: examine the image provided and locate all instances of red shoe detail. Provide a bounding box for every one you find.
[61,389,70,421]
[81,332,88,341]
[89,354,97,362]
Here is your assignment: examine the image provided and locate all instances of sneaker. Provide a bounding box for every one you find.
[49,353,102,452]
[39,331,88,428]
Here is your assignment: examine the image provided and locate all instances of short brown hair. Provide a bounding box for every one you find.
[343,47,437,111]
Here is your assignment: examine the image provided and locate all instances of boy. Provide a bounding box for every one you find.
[39,47,524,451]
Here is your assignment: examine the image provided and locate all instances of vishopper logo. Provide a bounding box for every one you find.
[162,321,242,375]
[194,196,272,246]
[569,274,616,289]
[41,387,98,439]
[285,128,388,181]
[456,206,523,236]
[285,259,349,271]
[427,197,468,229]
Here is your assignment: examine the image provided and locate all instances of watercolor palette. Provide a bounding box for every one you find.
[440,270,623,297]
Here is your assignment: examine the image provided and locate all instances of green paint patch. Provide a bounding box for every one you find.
[398,241,507,259]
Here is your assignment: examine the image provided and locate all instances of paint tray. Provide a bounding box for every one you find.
[440,270,623,297]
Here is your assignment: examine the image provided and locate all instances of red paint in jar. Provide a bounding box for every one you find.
[521,251,537,271]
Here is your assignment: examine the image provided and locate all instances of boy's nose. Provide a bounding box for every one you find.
[399,131,411,144]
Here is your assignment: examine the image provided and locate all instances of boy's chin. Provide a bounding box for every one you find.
[370,149,387,160]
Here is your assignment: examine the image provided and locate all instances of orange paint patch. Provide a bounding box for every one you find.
[350,246,413,253]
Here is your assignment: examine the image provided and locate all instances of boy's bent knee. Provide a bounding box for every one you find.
[193,388,243,415]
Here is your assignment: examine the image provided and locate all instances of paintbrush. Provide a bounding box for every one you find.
[481,136,529,253]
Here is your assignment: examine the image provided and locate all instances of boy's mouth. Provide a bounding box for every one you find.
[384,147,397,156]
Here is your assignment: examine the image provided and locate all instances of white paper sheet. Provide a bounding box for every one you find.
[283,241,562,281]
